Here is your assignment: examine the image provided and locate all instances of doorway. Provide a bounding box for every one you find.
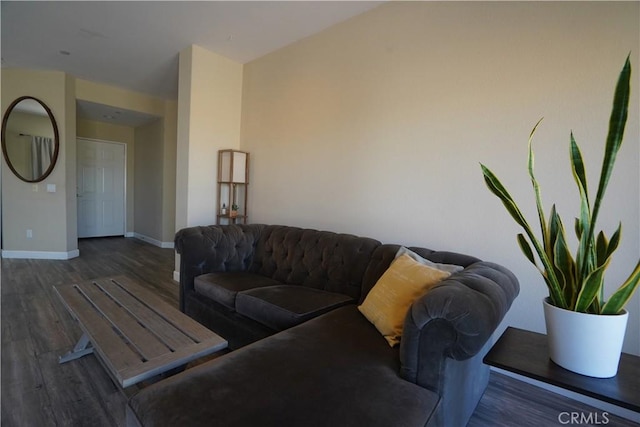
[77,138,126,238]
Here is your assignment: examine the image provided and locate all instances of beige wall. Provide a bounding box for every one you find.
[1,69,77,257]
[240,2,640,353]
[134,119,164,240]
[77,113,177,245]
[76,78,177,245]
[76,119,136,234]
[176,45,243,230]
[76,79,165,117]
[175,45,243,273]
[1,69,177,257]
[64,72,78,252]
[162,101,178,242]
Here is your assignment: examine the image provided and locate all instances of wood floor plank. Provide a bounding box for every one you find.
[38,350,119,427]
[0,338,56,427]
[470,372,640,427]
[1,339,43,390]
[77,355,128,426]
[2,260,45,296]
[20,293,74,355]
[1,382,56,427]
[1,294,30,344]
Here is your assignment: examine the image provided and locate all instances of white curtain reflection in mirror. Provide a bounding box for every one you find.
[3,100,57,181]
[31,135,54,178]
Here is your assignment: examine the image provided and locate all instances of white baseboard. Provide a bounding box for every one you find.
[130,233,174,249]
[1,249,80,260]
[125,232,135,238]
[173,270,180,282]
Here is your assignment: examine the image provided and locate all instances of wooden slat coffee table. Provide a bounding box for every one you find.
[55,276,227,388]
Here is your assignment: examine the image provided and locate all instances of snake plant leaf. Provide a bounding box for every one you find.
[574,217,583,240]
[481,163,567,307]
[587,56,631,258]
[575,260,610,313]
[602,260,640,314]
[552,213,576,307]
[570,133,589,205]
[517,233,537,266]
[570,134,595,279]
[481,164,531,231]
[606,222,622,260]
[595,225,622,268]
[549,205,559,258]
[596,231,608,267]
[600,223,622,303]
[528,119,550,257]
[575,56,630,284]
[548,206,561,268]
[594,231,609,306]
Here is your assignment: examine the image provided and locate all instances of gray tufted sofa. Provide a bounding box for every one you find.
[127,224,519,427]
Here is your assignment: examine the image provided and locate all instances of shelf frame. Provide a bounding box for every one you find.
[216,150,249,225]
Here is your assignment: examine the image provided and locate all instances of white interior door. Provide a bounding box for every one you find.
[77,139,125,238]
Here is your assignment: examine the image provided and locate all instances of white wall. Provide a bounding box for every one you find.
[241,2,640,354]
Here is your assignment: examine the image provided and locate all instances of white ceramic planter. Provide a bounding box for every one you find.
[543,298,628,378]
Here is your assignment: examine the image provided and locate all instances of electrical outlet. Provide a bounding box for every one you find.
[26,229,33,239]
[32,184,38,192]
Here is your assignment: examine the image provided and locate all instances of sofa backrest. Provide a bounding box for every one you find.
[250,225,381,300]
[175,223,484,313]
[360,244,481,304]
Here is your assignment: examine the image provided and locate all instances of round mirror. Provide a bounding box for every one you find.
[1,96,59,182]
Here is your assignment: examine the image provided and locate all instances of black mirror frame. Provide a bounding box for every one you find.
[1,96,60,183]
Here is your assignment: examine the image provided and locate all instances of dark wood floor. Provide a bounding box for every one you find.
[1,237,637,426]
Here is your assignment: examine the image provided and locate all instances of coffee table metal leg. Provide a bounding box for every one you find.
[59,333,94,364]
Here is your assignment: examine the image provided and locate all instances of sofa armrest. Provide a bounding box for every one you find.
[174,224,266,311]
[400,260,519,386]
[399,261,518,427]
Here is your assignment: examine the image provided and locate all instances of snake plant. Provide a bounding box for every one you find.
[481,56,639,315]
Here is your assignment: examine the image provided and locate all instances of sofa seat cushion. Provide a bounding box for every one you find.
[194,272,281,310]
[127,306,439,427]
[235,285,354,331]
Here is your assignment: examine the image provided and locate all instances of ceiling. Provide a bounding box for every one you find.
[2,1,382,126]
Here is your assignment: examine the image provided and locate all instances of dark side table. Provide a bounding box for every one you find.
[483,327,640,413]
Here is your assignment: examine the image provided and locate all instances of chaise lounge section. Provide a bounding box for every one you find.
[127,224,519,427]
